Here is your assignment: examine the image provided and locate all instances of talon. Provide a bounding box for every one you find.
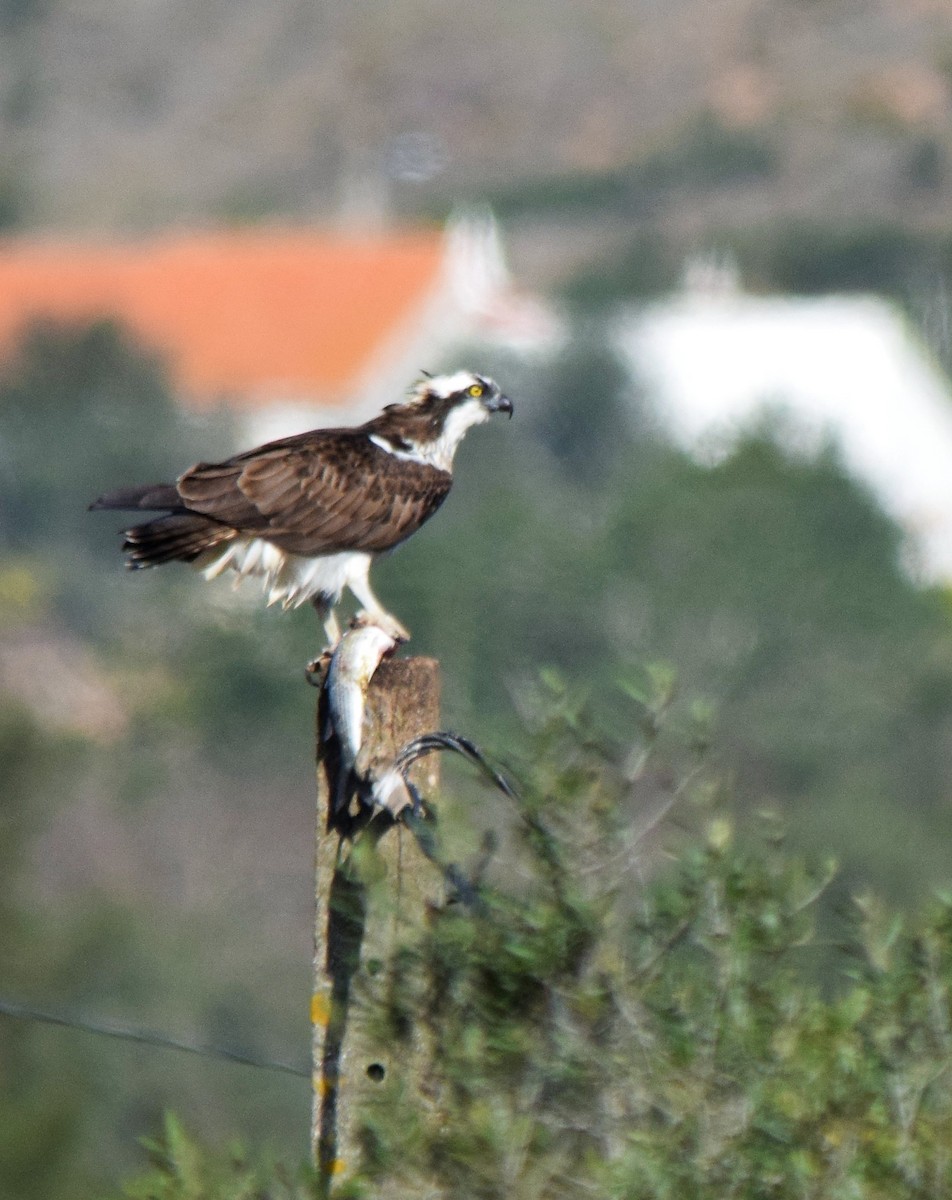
[354,609,410,644]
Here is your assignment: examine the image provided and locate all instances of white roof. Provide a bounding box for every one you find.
[619,289,952,582]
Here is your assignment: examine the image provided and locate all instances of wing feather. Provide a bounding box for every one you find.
[175,433,452,555]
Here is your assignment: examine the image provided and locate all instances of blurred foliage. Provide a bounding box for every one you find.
[112,1113,319,1200]
[902,137,944,193]
[0,318,234,637]
[0,704,90,1200]
[735,223,945,298]
[340,688,952,1198]
[566,223,946,308]
[0,172,23,229]
[476,113,777,225]
[0,319,185,550]
[527,320,639,485]
[563,229,681,307]
[110,688,952,1198]
[0,0,47,33]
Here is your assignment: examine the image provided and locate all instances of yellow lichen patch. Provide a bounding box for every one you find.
[311,991,331,1026]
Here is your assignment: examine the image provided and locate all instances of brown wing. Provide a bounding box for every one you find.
[176,430,452,556]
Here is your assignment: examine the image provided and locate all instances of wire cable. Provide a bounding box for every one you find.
[0,996,309,1079]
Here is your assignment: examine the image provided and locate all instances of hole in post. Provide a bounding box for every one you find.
[366,1062,386,1082]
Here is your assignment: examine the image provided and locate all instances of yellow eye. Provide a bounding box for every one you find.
[468,383,484,398]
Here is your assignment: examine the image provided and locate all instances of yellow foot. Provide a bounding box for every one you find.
[354,609,410,644]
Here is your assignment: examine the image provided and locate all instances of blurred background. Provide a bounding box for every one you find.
[5,0,952,1194]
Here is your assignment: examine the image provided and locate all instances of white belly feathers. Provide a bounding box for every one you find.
[200,537,372,610]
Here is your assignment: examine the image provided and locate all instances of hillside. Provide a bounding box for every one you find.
[3,0,952,279]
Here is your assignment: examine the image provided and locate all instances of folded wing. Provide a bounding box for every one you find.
[176,430,453,556]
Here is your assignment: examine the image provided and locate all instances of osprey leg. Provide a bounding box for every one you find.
[311,595,342,649]
[345,557,410,643]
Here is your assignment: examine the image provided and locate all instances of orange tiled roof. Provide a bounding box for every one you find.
[0,227,447,406]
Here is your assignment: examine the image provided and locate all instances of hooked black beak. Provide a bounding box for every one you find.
[485,393,514,418]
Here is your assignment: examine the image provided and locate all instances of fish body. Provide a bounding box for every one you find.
[370,767,417,818]
[323,620,397,811]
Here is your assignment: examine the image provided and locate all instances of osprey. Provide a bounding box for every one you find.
[91,371,512,646]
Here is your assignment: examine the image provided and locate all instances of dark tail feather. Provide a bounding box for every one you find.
[392,731,519,800]
[122,514,232,569]
[89,483,182,512]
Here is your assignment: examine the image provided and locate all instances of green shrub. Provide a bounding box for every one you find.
[348,684,952,1197]
[115,1113,319,1200]
[111,679,952,1197]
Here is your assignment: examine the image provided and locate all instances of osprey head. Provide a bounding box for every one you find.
[409,370,513,421]
[373,370,512,471]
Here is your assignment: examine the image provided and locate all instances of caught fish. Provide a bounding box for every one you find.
[369,767,418,818]
[322,627,519,822]
[323,618,397,813]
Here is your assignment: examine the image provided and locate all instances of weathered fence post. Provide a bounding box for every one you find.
[311,656,442,1193]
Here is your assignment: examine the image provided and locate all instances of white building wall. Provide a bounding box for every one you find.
[618,282,952,583]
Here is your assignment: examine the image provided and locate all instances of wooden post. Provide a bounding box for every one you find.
[311,656,442,1193]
